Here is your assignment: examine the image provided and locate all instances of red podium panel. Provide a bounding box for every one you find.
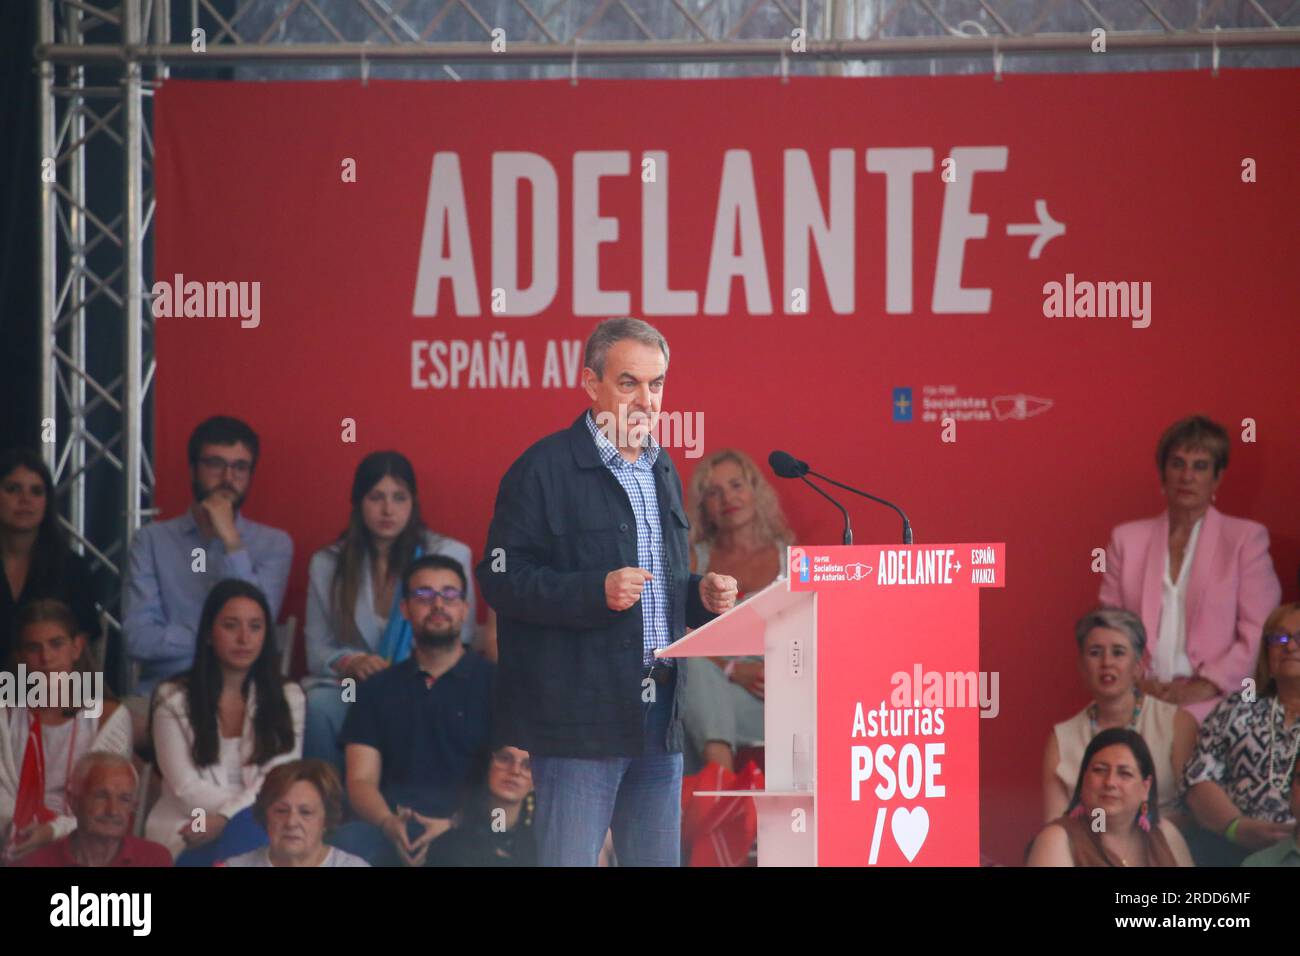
[791,544,1004,866]
[660,542,1004,866]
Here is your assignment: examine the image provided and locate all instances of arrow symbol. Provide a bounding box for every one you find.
[953,561,962,572]
[1006,199,1065,259]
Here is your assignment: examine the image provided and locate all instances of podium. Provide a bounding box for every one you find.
[659,543,1005,866]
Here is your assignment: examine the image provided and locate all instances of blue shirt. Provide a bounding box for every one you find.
[123,510,293,694]
[584,411,672,666]
[339,652,495,818]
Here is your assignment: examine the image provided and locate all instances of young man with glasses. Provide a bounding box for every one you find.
[331,554,494,866]
[123,415,293,697]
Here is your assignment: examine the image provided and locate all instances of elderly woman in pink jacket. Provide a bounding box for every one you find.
[1100,415,1282,723]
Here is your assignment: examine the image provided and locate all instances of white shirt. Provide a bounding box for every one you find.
[39,720,79,815]
[219,737,244,787]
[0,704,133,842]
[223,845,370,867]
[145,681,305,858]
[1153,516,1203,681]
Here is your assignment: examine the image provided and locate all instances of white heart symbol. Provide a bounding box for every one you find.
[890,806,930,862]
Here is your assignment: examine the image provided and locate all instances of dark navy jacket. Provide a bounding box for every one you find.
[476,411,714,758]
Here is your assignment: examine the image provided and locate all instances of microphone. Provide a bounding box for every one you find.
[769,451,851,545]
[769,450,809,479]
[769,450,915,545]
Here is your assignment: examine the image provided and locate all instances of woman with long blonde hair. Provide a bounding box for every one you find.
[681,449,794,772]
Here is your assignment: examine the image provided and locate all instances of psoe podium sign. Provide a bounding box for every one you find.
[791,544,1005,866]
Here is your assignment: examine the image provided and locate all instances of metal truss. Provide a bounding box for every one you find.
[34,0,1300,657]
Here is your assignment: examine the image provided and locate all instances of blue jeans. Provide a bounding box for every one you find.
[303,682,349,779]
[175,807,267,867]
[531,672,683,867]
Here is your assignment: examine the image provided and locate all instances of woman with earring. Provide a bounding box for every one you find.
[1042,607,1197,826]
[1099,415,1282,722]
[423,745,536,867]
[1028,727,1193,867]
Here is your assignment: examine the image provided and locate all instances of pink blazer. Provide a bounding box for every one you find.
[1099,505,1282,723]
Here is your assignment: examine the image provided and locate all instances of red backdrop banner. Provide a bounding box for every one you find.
[153,71,1300,864]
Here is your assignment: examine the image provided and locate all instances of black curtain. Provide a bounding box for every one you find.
[0,3,40,451]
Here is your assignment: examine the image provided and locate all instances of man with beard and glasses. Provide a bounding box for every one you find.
[330,555,494,866]
[123,416,293,711]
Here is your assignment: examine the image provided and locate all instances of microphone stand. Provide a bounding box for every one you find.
[801,475,852,545]
[807,470,913,544]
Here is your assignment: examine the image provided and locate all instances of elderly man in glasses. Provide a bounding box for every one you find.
[330,554,495,866]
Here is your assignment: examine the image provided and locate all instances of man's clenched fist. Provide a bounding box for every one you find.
[606,567,653,611]
[700,572,738,614]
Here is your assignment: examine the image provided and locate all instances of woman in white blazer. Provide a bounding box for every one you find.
[146,579,304,864]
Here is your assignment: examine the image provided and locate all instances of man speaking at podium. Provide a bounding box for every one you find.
[477,317,738,866]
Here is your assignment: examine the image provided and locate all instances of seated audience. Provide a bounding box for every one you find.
[221,759,367,867]
[1241,753,1300,867]
[1043,607,1196,825]
[303,451,475,773]
[424,745,535,867]
[1027,727,1193,866]
[0,449,100,668]
[19,752,170,867]
[680,449,794,772]
[1184,602,1300,865]
[331,555,493,867]
[124,416,292,702]
[146,579,304,865]
[1,599,131,862]
[1099,415,1281,721]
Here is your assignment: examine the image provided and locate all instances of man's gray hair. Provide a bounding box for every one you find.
[583,317,670,379]
[1074,606,1147,658]
[70,751,139,795]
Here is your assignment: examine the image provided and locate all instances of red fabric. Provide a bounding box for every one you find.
[12,713,57,831]
[151,72,1300,865]
[19,834,174,868]
[681,760,764,867]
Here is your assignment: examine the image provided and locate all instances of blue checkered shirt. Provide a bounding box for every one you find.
[585,411,673,666]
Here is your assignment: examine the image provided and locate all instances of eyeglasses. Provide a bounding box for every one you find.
[492,751,531,773]
[198,456,252,476]
[407,586,466,605]
[1264,632,1299,649]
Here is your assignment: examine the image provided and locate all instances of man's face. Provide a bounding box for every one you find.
[401,568,467,647]
[581,340,666,451]
[75,766,137,841]
[191,441,254,509]
[18,621,84,676]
